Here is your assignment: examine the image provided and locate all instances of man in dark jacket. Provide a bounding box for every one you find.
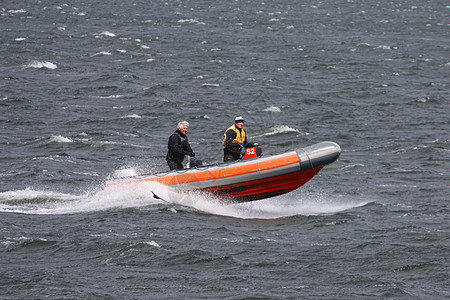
[166,121,195,170]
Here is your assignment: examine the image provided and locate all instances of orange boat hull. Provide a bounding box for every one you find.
[107,142,341,203]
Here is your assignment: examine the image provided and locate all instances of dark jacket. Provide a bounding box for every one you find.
[166,129,193,170]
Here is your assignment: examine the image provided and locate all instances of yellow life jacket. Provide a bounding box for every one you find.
[222,125,246,150]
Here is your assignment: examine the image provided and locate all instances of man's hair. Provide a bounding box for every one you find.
[177,121,189,129]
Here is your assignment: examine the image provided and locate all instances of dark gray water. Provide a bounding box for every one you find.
[1,0,449,298]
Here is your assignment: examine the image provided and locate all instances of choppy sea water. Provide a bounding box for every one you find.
[1,0,448,298]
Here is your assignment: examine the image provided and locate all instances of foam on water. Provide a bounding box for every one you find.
[92,51,112,56]
[7,9,27,14]
[263,106,282,113]
[95,31,116,37]
[49,135,73,143]
[170,190,370,219]
[0,182,163,215]
[0,176,369,218]
[178,19,205,25]
[253,125,301,139]
[112,167,139,178]
[22,61,57,70]
[120,114,142,119]
[92,94,124,99]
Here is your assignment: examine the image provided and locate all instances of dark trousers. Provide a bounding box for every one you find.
[223,148,240,162]
[166,158,183,170]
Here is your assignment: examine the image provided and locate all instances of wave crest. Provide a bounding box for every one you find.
[22,61,57,70]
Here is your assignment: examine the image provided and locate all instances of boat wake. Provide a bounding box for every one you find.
[0,182,164,215]
[0,181,370,218]
[177,190,370,219]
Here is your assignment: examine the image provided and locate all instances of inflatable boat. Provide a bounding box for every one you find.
[107,141,341,203]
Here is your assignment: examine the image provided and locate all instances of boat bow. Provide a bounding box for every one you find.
[296,141,341,172]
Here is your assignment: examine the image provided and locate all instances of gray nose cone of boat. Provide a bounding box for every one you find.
[296,142,341,171]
